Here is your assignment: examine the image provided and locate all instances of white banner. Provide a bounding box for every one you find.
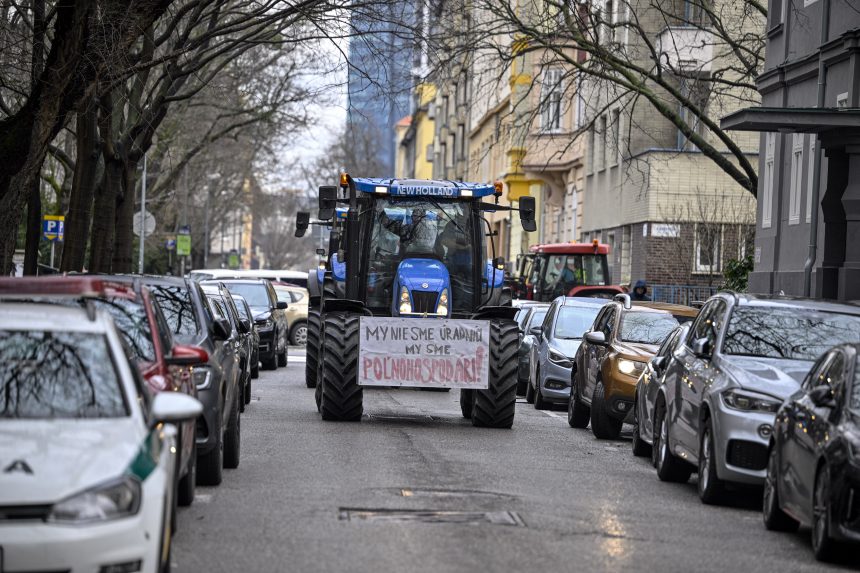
[358,317,490,389]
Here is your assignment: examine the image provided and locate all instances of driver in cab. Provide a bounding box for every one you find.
[378,207,436,254]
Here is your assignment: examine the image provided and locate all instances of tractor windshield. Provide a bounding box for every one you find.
[539,254,608,299]
[367,198,475,314]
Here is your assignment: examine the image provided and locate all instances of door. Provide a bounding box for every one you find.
[589,306,616,399]
[578,306,607,401]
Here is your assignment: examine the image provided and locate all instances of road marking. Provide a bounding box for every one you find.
[541,410,564,419]
[289,356,307,363]
[194,493,213,504]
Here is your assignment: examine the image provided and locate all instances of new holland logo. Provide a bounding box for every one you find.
[398,186,456,197]
[3,460,33,474]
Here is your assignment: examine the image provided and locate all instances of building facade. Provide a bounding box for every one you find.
[722,0,860,300]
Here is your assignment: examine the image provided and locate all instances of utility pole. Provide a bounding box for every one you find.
[138,153,147,274]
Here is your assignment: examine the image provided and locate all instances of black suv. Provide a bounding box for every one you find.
[210,279,288,370]
[142,276,243,486]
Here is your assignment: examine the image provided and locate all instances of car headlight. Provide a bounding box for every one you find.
[48,476,141,524]
[548,349,573,368]
[192,366,212,390]
[618,359,646,376]
[722,389,781,413]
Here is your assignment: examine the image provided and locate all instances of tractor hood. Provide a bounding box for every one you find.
[397,258,450,293]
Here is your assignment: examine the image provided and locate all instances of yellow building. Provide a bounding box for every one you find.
[399,83,436,179]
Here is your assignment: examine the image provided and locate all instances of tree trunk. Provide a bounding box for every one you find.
[89,159,122,273]
[23,181,42,274]
[61,103,100,272]
[112,159,137,273]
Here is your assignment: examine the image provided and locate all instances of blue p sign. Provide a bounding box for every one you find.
[42,215,65,242]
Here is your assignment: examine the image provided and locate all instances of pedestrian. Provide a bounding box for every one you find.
[631,279,651,301]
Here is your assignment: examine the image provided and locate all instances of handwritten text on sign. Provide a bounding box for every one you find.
[358,317,490,389]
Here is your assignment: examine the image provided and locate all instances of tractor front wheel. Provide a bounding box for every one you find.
[472,319,518,429]
[305,309,321,388]
[319,311,363,422]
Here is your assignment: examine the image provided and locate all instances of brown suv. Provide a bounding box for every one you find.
[570,296,697,439]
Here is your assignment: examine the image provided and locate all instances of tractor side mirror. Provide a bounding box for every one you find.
[318,186,337,221]
[295,211,310,237]
[519,196,536,232]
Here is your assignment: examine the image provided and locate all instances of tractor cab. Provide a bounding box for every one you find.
[526,242,623,301]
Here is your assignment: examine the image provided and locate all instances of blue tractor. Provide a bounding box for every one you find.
[296,175,536,428]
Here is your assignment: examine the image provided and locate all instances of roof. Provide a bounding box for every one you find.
[0,302,111,332]
[721,107,860,133]
[561,296,612,306]
[352,178,497,198]
[529,242,610,255]
[0,276,139,301]
[720,292,860,314]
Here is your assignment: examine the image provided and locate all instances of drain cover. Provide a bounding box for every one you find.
[338,508,525,527]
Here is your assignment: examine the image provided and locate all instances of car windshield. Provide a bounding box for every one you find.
[528,309,548,330]
[555,306,602,339]
[150,285,199,339]
[224,283,269,308]
[620,312,680,344]
[0,330,127,418]
[723,307,860,360]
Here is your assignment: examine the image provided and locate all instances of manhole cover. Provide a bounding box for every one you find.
[338,508,525,527]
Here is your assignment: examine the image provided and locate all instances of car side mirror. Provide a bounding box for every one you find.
[650,355,668,372]
[318,186,337,220]
[149,392,202,429]
[240,318,251,333]
[585,330,607,345]
[691,337,712,359]
[165,344,209,366]
[519,196,536,232]
[212,318,231,341]
[276,301,288,310]
[809,385,837,408]
[529,325,542,337]
[295,211,310,237]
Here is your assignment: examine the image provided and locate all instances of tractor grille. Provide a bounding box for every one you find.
[726,440,768,471]
[411,291,438,314]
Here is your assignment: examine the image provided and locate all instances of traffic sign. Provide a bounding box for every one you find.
[176,229,191,256]
[42,215,64,242]
[133,210,156,237]
[165,238,176,251]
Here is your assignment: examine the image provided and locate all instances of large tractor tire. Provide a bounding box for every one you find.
[319,311,363,421]
[305,308,321,388]
[472,319,518,429]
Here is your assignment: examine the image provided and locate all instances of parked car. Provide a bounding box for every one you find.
[764,342,860,561]
[571,296,695,439]
[208,279,288,369]
[631,323,690,457]
[515,303,549,396]
[654,293,860,505]
[273,282,310,346]
[142,276,242,486]
[232,293,259,403]
[527,297,604,410]
[0,276,206,510]
[0,302,201,573]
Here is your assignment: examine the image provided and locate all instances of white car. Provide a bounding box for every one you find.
[0,303,202,573]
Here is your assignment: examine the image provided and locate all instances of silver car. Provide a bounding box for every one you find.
[654,293,860,505]
[527,297,604,410]
[631,323,689,458]
[515,303,549,396]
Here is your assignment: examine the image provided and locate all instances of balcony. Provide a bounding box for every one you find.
[656,26,713,73]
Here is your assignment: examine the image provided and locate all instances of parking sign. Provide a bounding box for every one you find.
[42,215,64,242]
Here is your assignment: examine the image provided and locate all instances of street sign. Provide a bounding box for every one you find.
[133,210,156,237]
[176,231,191,256]
[42,215,64,242]
[165,238,176,251]
[228,249,240,269]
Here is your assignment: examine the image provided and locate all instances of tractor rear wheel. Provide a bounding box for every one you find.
[319,311,363,422]
[305,308,321,388]
[472,319,518,429]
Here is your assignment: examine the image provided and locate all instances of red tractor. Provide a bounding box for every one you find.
[514,241,624,301]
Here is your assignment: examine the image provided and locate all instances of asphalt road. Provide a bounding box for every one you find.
[172,348,858,572]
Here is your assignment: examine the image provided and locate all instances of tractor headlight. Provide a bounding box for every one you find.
[399,286,412,314]
[437,289,449,315]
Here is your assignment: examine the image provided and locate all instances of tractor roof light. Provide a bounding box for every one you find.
[340,172,349,187]
[461,189,473,197]
[374,186,388,194]
[592,238,599,252]
[493,181,503,196]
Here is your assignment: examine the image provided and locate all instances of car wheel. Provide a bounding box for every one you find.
[244,374,252,405]
[812,465,843,562]
[763,446,799,532]
[590,382,622,439]
[525,377,535,404]
[568,375,590,429]
[631,420,652,457]
[277,347,287,367]
[223,393,241,469]
[653,405,692,483]
[533,368,549,410]
[698,419,726,504]
[251,360,259,379]
[196,415,223,486]
[290,321,308,346]
[177,439,196,507]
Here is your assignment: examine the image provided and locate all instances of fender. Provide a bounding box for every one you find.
[472,306,518,321]
[323,298,372,316]
[307,268,321,304]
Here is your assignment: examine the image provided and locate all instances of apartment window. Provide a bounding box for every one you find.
[587,126,595,173]
[575,74,585,129]
[769,0,785,28]
[806,137,816,223]
[762,133,775,228]
[677,78,710,151]
[683,0,706,26]
[540,68,564,132]
[425,143,433,163]
[694,224,722,273]
[442,95,449,120]
[596,116,606,170]
[788,133,804,225]
[611,109,621,165]
[440,142,447,168]
[602,0,615,43]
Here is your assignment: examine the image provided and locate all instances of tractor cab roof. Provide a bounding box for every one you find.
[529,242,610,255]
[353,178,497,198]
